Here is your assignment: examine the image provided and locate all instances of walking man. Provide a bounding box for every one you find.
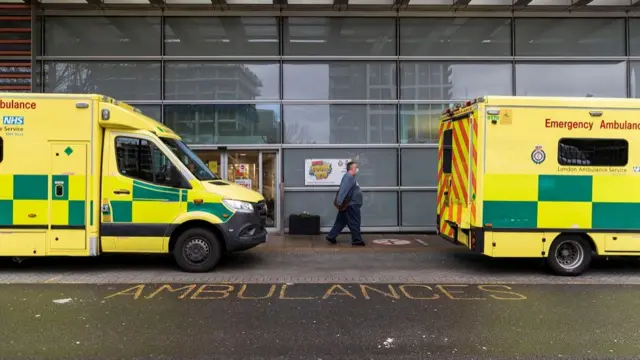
[326,161,365,246]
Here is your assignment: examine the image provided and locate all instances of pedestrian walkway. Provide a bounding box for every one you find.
[255,233,457,253]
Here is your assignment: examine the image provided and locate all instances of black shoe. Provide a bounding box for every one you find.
[352,240,366,246]
[326,236,337,245]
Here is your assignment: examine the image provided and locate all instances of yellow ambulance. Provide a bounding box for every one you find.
[437,95,640,276]
[0,93,268,272]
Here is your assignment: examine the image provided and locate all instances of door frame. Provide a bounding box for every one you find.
[191,145,282,233]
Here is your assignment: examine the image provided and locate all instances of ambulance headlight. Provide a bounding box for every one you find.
[222,199,254,213]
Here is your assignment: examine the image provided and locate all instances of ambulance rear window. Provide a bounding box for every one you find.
[442,129,453,174]
[558,138,628,167]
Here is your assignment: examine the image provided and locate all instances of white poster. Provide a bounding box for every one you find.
[235,179,252,189]
[304,159,350,186]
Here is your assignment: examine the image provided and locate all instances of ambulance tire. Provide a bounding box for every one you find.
[173,228,222,273]
[547,236,592,276]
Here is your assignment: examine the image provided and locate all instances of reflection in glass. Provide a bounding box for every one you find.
[194,150,222,177]
[400,18,511,57]
[164,104,281,145]
[284,104,396,144]
[164,17,278,56]
[133,105,162,123]
[261,152,277,227]
[400,62,512,101]
[161,138,218,181]
[283,17,396,56]
[515,18,625,57]
[400,104,446,144]
[44,61,161,101]
[515,62,626,98]
[44,17,162,56]
[283,62,396,100]
[227,151,259,192]
[164,62,280,101]
[629,19,640,56]
[630,62,640,98]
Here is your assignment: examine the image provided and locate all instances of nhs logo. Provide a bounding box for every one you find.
[2,116,24,125]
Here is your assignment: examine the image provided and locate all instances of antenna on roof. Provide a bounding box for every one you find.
[586,93,593,97]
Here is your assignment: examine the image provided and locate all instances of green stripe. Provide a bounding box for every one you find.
[14,175,48,200]
[187,202,233,222]
[0,200,12,225]
[111,201,132,222]
[69,200,85,227]
[90,200,94,226]
[483,201,537,228]
[132,182,180,202]
[592,203,640,230]
[133,180,181,194]
[181,190,187,202]
[51,175,69,201]
[538,175,592,202]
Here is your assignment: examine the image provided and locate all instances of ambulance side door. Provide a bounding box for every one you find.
[100,131,190,252]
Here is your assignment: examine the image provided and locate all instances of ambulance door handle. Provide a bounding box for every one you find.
[113,189,130,195]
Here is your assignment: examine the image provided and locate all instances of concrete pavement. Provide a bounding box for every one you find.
[1,234,640,284]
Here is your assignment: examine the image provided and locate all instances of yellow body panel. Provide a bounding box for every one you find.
[0,93,265,258]
[437,95,640,258]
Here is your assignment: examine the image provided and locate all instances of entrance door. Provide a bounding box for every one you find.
[194,149,279,230]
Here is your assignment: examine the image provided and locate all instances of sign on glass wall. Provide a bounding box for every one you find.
[304,159,350,186]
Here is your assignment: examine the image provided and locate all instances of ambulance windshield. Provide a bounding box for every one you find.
[160,138,218,181]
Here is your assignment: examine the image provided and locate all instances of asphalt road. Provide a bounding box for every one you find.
[2,283,640,360]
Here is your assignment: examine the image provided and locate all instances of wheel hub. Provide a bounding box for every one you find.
[555,240,584,270]
[184,238,210,264]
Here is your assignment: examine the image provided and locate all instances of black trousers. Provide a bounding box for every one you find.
[327,205,363,242]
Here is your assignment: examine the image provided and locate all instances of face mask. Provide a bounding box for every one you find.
[355,168,359,174]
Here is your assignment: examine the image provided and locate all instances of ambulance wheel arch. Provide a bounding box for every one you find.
[547,234,595,276]
[169,220,226,273]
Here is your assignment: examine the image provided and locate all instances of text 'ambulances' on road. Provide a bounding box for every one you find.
[104,283,528,301]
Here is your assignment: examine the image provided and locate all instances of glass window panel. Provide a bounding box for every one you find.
[399,104,445,144]
[401,191,436,227]
[44,17,161,56]
[515,62,626,98]
[283,17,396,56]
[44,61,161,101]
[629,19,640,56]
[284,104,397,144]
[164,17,278,56]
[133,105,162,123]
[163,104,281,145]
[284,191,398,227]
[164,62,280,101]
[283,148,397,187]
[400,62,512,101]
[283,62,396,100]
[399,18,511,57]
[401,148,438,187]
[515,18,625,56]
[629,62,640,98]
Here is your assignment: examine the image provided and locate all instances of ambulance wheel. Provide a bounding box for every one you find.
[173,228,222,273]
[547,236,591,276]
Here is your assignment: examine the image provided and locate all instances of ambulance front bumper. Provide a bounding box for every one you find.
[219,202,268,252]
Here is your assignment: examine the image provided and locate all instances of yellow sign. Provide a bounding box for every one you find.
[207,161,217,174]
